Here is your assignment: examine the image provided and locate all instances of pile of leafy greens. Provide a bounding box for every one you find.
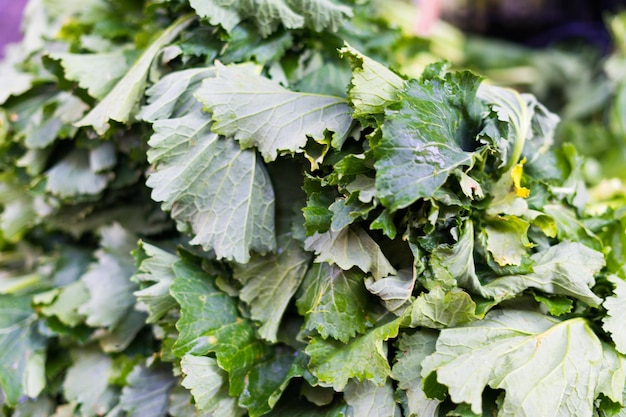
[1,0,626,416]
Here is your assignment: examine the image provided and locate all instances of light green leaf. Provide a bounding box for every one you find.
[190,0,352,36]
[304,225,396,280]
[138,67,215,123]
[45,148,111,198]
[346,175,377,203]
[234,236,311,342]
[543,204,603,251]
[374,69,481,211]
[180,355,243,416]
[75,15,194,134]
[146,111,275,263]
[131,241,179,323]
[429,219,484,296]
[33,281,89,326]
[329,194,375,232]
[391,330,440,417]
[532,293,573,316]
[21,92,87,149]
[97,309,147,353]
[170,259,271,397]
[189,0,242,32]
[457,171,484,200]
[168,385,218,417]
[267,397,350,416]
[476,84,532,171]
[365,269,414,314]
[597,341,626,405]
[47,50,130,100]
[306,316,403,391]
[296,262,370,343]
[197,63,353,162]
[0,178,37,242]
[290,0,352,32]
[0,62,33,105]
[173,262,299,416]
[409,287,478,329]
[345,379,401,417]
[78,224,138,328]
[239,0,304,36]
[192,0,299,36]
[90,142,116,172]
[421,309,610,417]
[340,44,403,118]
[483,241,604,306]
[603,275,626,355]
[119,364,177,417]
[10,397,54,417]
[484,216,530,267]
[0,296,45,407]
[63,348,118,417]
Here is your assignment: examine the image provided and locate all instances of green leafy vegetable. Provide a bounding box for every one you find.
[180,354,244,416]
[344,379,401,417]
[604,275,626,355]
[234,236,311,342]
[421,309,619,417]
[304,226,396,280]
[146,112,276,263]
[296,262,370,342]
[392,330,440,417]
[306,316,403,390]
[1,1,626,416]
[374,67,481,211]
[0,296,45,406]
[198,63,353,162]
[119,364,177,417]
[76,15,194,134]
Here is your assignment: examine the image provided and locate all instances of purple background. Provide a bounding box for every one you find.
[0,0,28,59]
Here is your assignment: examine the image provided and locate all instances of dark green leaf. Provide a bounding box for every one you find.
[374,70,481,211]
[296,263,370,342]
[170,258,271,398]
[306,316,403,390]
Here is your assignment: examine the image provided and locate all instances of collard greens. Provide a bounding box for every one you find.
[1,1,626,416]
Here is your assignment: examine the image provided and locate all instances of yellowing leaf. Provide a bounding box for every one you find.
[511,158,530,198]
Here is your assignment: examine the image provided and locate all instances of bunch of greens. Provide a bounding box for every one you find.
[1,1,626,416]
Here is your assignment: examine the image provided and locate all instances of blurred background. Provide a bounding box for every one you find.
[3,0,626,58]
[0,0,27,59]
[436,0,626,52]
